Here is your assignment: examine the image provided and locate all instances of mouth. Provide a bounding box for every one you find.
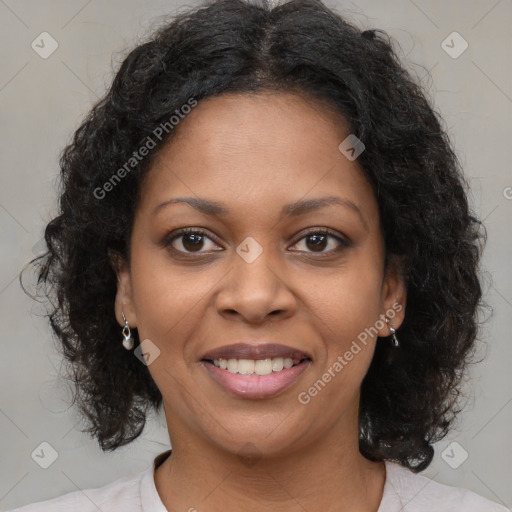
[200,343,312,399]
[200,342,312,376]
[201,356,311,376]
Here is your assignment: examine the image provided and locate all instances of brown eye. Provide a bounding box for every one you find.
[289,229,350,254]
[304,233,328,252]
[181,232,205,252]
[166,229,222,254]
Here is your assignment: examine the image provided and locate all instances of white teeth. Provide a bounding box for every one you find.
[272,357,284,372]
[212,357,304,375]
[238,359,255,375]
[227,358,238,373]
[283,358,293,369]
[254,359,273,375]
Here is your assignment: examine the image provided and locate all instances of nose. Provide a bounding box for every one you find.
[215,247,297,324]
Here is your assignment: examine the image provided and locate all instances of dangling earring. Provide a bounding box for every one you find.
[121,311,134,350]
[384,316,399,347]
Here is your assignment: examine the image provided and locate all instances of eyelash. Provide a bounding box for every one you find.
[162,227,351,257]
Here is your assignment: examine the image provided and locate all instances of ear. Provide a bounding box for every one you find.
[377,254,407,337]
[109,250,137,328]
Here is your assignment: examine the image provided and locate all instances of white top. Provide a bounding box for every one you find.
[5,450,509,512]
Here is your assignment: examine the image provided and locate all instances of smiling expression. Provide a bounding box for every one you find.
[114,91,406,457]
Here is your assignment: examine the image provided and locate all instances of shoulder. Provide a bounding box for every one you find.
[381,461,510,512]
[5,467,146,512]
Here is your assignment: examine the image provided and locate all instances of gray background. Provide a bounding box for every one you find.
[0,0,511,509]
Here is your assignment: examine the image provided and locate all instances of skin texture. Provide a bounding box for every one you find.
[114,91,406,511]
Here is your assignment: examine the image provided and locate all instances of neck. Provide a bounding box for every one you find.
[154,416,386,512]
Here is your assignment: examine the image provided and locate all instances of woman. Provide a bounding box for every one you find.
[12,0,508,510]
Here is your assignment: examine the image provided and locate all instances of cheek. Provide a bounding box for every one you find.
[129,252,213,349]
[302,276,381,413]
[303,257,384,398]
[311,261,383,341]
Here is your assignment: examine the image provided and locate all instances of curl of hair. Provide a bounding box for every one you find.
[24,0,486,471]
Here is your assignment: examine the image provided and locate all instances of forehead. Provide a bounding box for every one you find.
[138,92,378,227]
[163,91,351,166]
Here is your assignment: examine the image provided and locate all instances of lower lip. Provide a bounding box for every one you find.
[202,360,311,399]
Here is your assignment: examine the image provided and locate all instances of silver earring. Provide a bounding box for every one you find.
[384,316,399,347]
[121,311,134,350]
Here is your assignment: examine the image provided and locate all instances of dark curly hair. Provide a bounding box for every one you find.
[22,0,486,472]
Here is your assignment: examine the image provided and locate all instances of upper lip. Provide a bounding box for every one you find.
[201,343,312,361]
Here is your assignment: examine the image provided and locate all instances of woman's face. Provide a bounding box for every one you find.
[115,92,406,458]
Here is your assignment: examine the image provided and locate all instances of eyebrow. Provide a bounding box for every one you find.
[153,195,367,228]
